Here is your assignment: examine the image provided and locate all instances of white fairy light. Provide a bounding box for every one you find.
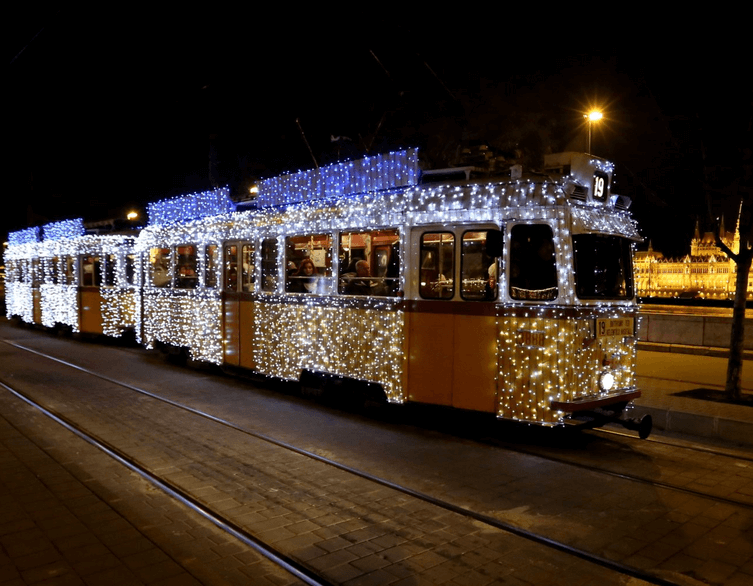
[6,150,641,425]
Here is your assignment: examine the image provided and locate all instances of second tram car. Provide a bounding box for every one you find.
[4,219,140,337]
[5,149,650,436]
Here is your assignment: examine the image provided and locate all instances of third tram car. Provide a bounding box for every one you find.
[5,149,650,436]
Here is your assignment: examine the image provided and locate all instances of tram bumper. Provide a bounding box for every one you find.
[551,390,652,439]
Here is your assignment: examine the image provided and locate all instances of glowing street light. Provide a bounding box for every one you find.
[126,211,139,221]
[584,110,603,154]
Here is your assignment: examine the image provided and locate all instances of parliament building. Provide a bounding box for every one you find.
[634,216,753,300]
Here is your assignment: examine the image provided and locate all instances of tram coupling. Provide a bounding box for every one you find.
[619,413,653,439]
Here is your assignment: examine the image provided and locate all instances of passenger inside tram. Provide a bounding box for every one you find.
[288,258,321,293]
[343,260,390,296]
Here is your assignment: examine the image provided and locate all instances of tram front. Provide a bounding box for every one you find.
[495,153,650,438]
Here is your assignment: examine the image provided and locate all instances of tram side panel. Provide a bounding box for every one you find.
[405,226,500,413]
[140,243,224,362]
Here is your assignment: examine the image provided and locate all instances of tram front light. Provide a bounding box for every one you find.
[599,371,615,393]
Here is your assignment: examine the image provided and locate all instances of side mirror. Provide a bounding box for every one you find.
[485,229,504,257]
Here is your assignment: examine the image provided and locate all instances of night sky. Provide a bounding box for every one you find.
[6,7,751,258]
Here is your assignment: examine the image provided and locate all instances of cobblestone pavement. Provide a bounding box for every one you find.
[0,395,304,585]
[2,321,752,585]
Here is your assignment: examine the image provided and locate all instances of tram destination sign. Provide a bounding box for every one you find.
[596,317,634,339]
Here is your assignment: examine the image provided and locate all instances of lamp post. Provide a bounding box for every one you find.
[584,110,603,154]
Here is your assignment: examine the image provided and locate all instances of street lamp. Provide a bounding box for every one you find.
[584,110,603,154]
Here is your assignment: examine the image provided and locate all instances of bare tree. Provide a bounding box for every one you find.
[710,203,753,401]
[705,130,753,401]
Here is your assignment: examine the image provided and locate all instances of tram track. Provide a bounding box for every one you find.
[484,438,753,511]
[1,379,327,586]
[594,427,753,463]
[9,337,753,510]
[8,338,752,513]
[0,337,691,586]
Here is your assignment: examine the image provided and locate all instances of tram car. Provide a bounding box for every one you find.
[130,149,650,437]
[5,219,140,337]
[4,149,650,436]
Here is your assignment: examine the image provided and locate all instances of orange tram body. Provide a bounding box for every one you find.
[4,150,651,437]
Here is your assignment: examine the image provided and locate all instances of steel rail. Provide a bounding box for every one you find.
[594,427,753,463]
[0,379,333,586]
[2,339,683,586]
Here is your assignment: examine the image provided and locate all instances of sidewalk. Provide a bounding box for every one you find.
[633,343,753,447]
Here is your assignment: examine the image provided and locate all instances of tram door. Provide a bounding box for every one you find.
[31,259,42,324]
[222,242,256,369]
[79,254,103,334]
[406,227,499,413]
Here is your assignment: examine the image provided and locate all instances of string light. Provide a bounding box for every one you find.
[6,151,641,425]
[147,187,235,226]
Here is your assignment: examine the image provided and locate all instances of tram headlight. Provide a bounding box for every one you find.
[599,371,615,393]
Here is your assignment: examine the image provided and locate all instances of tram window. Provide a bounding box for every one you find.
[6,260,18,283]
[241,244,255,292]
[339,229,400,296]
[175,245,198,289]
[19,260,28,284]
[461,231,497,301]
[104,254,116,287]
[224,245,238,292]
[149,248,172,288]
[261,238,279,293]
[205,245,219,288]
[81,256,101,287]
[286,234,332,294]
[39,258,50,285]
[64,256,75,285]
[49,257,60,285]
[509,224,557,301]
[573,234,634,299]
[125,254,137,286]
[22,259,32,285]
[420,232,454,299]
[30,259,41,287]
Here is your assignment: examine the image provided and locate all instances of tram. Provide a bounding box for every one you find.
[5,149,651,436]
[4,219,140,337]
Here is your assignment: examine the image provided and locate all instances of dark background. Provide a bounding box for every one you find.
[5,6,751,258]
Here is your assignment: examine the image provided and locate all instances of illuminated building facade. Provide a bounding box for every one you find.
[634,217,753,300]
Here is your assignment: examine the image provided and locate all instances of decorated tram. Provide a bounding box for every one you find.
[4,149,651,436]
[4,219,139,337]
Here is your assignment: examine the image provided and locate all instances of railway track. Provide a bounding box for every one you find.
[595,427,753,463]
[8,338,752,514]
[481,432,753,511]
[2,334,752,585]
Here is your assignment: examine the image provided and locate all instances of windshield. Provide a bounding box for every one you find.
[573,234,634,299]
[509,224,558,301]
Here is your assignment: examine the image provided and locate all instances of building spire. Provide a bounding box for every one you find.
[733,199,743,253]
